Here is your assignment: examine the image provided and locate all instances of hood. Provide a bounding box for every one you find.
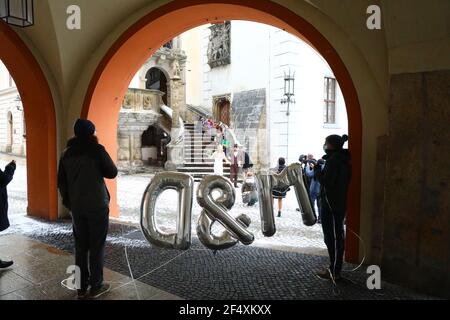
[323,149,351,164]
[66,136,98,148]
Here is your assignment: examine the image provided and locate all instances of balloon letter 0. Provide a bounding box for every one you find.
[256,163,316,237]
[140,172,194,250]
[196,175,254,250]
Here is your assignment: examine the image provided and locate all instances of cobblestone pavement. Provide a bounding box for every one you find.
[3,219,435,300]
[0,157,437,300]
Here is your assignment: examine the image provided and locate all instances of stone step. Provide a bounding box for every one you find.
[178,168,231,173]
[184,158,214,162]
[184,157,214,162]
[191,175,243,183]
[183,163,215,167]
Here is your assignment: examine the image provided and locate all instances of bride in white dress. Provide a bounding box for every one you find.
[211,144,230,176]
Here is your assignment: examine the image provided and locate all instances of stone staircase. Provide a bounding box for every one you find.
[177,123,236,182]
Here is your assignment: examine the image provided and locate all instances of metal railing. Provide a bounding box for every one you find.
[186,105,241,148]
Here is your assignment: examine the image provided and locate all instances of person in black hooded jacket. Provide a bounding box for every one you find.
[0,159,16,269]
[315,134,351,281]
[58,119,118,299]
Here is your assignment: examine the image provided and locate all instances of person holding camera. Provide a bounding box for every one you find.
[0,159,16,269]
[315,134,351,281]
[306,158,324,223]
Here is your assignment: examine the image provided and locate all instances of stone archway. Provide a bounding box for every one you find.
[0,21,58,220]
[81,0,363,262]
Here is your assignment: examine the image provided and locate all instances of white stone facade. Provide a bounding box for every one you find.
[181,21,348,166]
[0,61,26,157]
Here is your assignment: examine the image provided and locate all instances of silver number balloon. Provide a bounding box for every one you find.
[197,212,251,250]
[254,172,277,237]
[196,175,254,250]
[287,163,317,226]
[140,171,194,250]
[255,163,317,236]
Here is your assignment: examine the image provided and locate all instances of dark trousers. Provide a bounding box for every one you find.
[310,191,322,221]
[72,208,109,290]
[230,165,239,187]
[320,201,345,275]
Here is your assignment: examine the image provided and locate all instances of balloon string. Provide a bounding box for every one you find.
[110,223,142,300]
[323,186,367,294]
[342,227,366,273]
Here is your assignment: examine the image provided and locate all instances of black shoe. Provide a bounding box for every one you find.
[277,211,281,218]
[316,268,341,282]
[89,283,111,299]
[77,289,89,300]
[0,260,13,269]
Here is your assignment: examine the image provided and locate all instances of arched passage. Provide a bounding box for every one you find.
[0,21,58,220]
[145,67,169,105]
[81,0,362,263]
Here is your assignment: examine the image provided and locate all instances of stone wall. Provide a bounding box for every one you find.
[382,70,450,297]
[231,89,266,169]
[117,110,161,170]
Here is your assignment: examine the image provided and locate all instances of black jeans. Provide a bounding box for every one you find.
[320,201,345,275]
[72,208,109,291]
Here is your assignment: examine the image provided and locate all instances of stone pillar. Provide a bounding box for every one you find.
[165,79,184,171]
[382,70,450,298]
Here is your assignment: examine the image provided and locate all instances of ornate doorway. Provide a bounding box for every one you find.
[213,95,231,126]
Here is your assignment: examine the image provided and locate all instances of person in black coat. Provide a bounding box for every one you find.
[315,134,351,281]
[272,157,290,218]
[0,160,16,269]
[58,119,118,299]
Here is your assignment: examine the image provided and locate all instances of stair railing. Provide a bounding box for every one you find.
[161,104,185,169]
[186,104,242,148]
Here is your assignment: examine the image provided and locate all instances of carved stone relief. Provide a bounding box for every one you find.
[207,22,231,68]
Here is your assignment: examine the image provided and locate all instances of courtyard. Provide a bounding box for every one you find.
[0,155,436,300]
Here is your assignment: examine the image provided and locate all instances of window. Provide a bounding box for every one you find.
[8,74,13,87]
[324,77,336,124]
[163,40,173,49]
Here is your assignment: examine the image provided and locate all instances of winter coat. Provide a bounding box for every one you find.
[305,165,321,196]
[0,162,16,232]
[318,149,351,215]
[272,164,290,198]
[57,137,118,212]
[243,152,253,169]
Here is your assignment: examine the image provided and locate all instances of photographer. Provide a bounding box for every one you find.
[306,158,324,223]
[315,134,351,281]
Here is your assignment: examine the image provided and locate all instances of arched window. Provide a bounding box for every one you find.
[145,67,168,105]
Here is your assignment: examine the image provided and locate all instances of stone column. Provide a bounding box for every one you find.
[165,78,184,170]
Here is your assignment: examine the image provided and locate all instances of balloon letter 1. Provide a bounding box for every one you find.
[140,172,194,250]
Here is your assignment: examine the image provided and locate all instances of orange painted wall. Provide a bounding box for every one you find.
[0,21,58,221]
[82,0,362,263]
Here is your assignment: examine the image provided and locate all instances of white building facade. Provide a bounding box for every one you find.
[0,61,26,156]
[180,21,348,167]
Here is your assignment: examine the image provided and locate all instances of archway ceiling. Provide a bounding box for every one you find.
[10,0,392,107]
